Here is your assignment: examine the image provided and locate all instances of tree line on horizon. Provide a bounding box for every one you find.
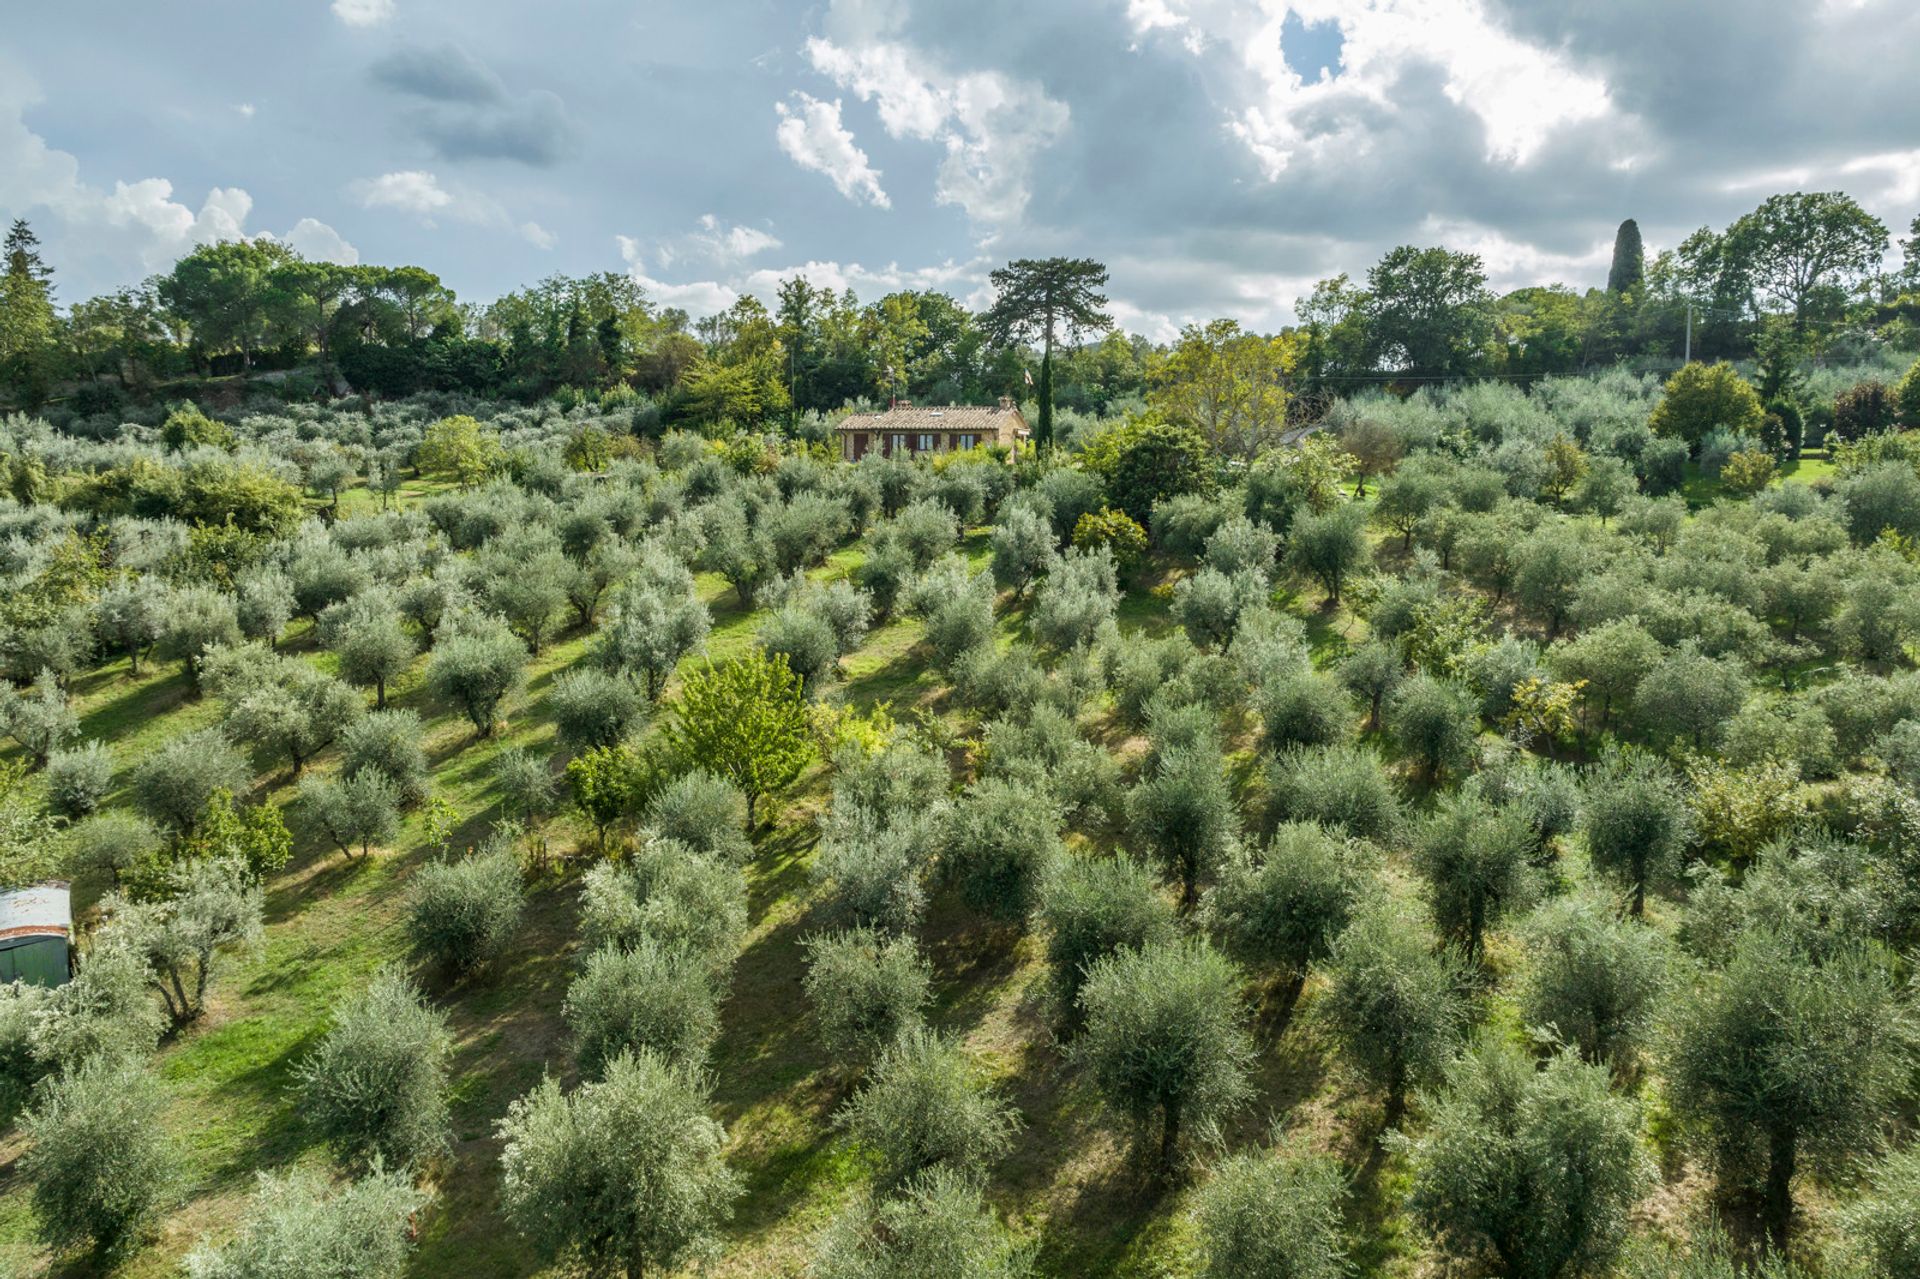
[2,189,1918,432]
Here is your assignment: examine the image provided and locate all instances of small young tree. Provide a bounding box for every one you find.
[815,1167,1032,1279]
[408,837,527,976]
[183,1166,427,1279]
[1320,901,1466,1125]
[494,746,560,828]
[804,926,932,1067]
[1129,745,1238,913]
[331,609,417,709]
[109,856,263,1025]
[1649,362,1765,449]
[296,966,453,1169]
[937,779,1065,925]
[1398,1041,1653,1279]
[301,769,402,860]
[44,740,113,819]
[427,618,527,736]
[645,769,751,865]
[23,1055,177,1257]
[3,669,78,765]
[838,1027,1021,1189]
[1412,792,1537,963]
[1518,896,1667,1076]
[659,652,814,827]
[497,1050,741,1279]
[1581,750,1693,917]
[1666,926,1912,1246]
[1036,853,1179,1027]
[1074,937,1254,1172]
[550,666,647,755]
[1205,822,1369,1017]
[1192,1143,1351,1279]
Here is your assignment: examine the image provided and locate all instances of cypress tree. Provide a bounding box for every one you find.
[1606,219,1645,295]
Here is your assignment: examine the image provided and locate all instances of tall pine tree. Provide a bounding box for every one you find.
[981,257,1112,451]
[1606,219,1644,295]
[1,219,57,403]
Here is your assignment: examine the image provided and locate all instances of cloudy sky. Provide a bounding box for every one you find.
[5,0,1918,338]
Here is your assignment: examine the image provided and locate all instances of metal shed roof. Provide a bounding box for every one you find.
[0,883,71,948]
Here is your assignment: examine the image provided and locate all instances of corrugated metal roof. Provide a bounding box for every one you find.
[0,883,71,945]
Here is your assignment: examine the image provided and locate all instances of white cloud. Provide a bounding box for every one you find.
[351,169,453,217]
[1129,0,1621,173]
[519,220,556,249]
[775,94,890,207]
[331,0,395,28]
[616,235,741,314]
[694,213,782,262]
[235,102,256,120]
[801,21,1069,226]
[284,216,359,264]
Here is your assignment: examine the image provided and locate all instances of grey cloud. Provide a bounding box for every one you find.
[370,43,577,166]
[370,43,507,104]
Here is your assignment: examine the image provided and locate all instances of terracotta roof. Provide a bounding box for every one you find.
[835,405,1027,433]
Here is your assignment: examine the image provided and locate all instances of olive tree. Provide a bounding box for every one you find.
[565,939,722,1077]
[408,836,527,976]
[937,778,1065,924]
[339,708,431,806]
[1519,896,1667,1075]
[579,840,748,974]
[1205,822,1370,1018]
[1192,1143,1351,1279]
[815,1168,1031,1279]
[1581,750,1693,917]
[1036,853,1178,1027]
[1130,745,1238,913]
[837,1027,1020,1188]
[183,1166,426,1279]
[550,666,648,755]
[1266,744,1402,842]
[804,926,932,1066]
[1666,926,1913,1246]
[23,1055,177,1257]
[44,740,113,819]
[1412,792,1538,963]
[1398,1041,1653,1279]
[1285,503,1371,606]
[1320,901,1466,1125]
[296,966,452,1169]
[301,769,402,861]
[1387,674,1478,783]
[496,1049,741,1279]
[330,608,417,709]
[645,769,751,865]
[127,733,249,833]
[1839,1143,1920,1278]
[427,618,527,737]
[2,669,78,765]
[108,855,263,1025]
[1074,938,1254,1172]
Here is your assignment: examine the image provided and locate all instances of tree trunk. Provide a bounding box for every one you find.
[1158,1101,1182,1175]
[375,677,387,710]
[1765,1126,1797,1248]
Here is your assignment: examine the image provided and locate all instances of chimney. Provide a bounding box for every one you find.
[997,395,1013,409]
